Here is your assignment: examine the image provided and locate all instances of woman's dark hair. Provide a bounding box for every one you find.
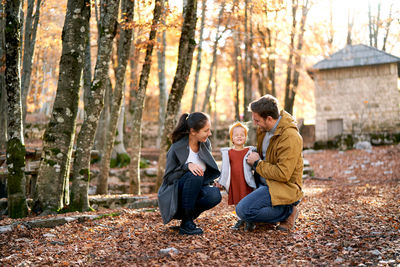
[171,112,210,143]
[248,94,280,119]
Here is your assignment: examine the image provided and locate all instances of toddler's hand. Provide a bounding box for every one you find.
[247,152,260,165]
[214,182,223,189]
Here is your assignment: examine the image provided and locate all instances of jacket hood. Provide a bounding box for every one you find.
[274,110,299,136]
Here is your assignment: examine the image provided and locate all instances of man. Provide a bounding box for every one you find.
[236,94,303,231]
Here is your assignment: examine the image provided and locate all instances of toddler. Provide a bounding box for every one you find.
[217,122,256,231]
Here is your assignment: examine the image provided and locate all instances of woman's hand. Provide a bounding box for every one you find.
[188,163,204,176]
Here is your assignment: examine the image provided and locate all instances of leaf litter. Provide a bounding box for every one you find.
[1,145,399,266]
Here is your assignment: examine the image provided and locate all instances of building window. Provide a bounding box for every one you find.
[327,119,343,140]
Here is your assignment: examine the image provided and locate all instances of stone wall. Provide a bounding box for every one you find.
[314,63,400,141]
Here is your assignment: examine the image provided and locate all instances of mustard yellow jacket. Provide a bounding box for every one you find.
[255,110,304,206]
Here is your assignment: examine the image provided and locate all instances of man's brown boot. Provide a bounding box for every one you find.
[278,206,299,231]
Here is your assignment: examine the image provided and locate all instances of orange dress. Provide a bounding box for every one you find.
[228,148,253,205]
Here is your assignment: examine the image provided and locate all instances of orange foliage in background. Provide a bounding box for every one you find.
[24,0,400,125]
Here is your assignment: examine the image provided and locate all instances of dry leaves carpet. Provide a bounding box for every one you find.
[1,145,399,266]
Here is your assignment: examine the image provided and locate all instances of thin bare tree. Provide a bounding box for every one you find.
[232,0,240,120]
[127,0,162,195]
[346,9,354,45]
[190,0,206,113]
[368,0,381,48]
[284,0,310,115]
[156,0,168,148]
[381,3,393,51]
[156,0,198,188]
[201,1,226,112]
[21,0,42,122]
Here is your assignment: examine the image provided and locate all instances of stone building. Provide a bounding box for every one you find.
[309,44,400,141]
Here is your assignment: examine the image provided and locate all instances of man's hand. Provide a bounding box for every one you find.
[247,152,261,165]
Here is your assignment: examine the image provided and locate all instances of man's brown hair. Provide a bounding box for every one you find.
[248,94,280,119]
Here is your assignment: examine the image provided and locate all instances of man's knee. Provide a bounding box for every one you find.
[236,200,258,222]
[236,201,246,219]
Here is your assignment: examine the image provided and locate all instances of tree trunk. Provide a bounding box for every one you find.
[284,0,309,115]
[83,23,92,108]
[96,0,135,196]
[368,1,381,49]
[19,0,24,69]
[112,98,127,156]
[248,2,253,101]
[381,3,393,51]
[327,0,334,54]
[126,30,139,144]
[93,79,111,155]
[21,0,41,123]
[0,2,7,150]
[242,0,251,121]
[5,0,28,218]
[156,0,198,188]
[256,23,272,97]
[374,2,380,48]
[156,0,168,149]
[232,0,240,121]
[283,0,297,115]
[212,54,219,146]
[33,0,91,215]
[190,0,206,113]
[346,9,354,45]
[127,0,162,195]
[267,11,278,97]
[70,0,119,209]
[201,2,225,113]
[368,2,373,47]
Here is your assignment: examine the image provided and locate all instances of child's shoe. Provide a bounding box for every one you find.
[231,219,244,230]
[244,221,256,232]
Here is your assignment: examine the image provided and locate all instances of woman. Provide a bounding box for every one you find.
[158,112,221,235]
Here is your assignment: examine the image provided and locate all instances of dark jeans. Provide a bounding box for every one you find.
[176,171,221,220]
[236,185,294,223]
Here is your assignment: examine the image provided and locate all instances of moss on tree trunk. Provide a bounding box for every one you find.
[5,0,28,218]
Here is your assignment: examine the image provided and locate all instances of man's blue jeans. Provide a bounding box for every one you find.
[236,185,293,223]
[176,171,221,219]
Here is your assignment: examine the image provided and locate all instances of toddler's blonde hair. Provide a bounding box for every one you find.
[229,122,248,142]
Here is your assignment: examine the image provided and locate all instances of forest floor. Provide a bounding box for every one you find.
[1,145,399,266]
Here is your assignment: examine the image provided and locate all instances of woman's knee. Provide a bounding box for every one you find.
[179,172,203,189]
[185,172,204,184]
[209,187,222,205]
[202,186,221,207]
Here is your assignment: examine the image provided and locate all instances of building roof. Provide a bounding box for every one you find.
[312,44,400,70]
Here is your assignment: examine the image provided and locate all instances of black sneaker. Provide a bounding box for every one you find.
[231,219,244,230]
[179,220,203,235]
[244,222,256,232]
